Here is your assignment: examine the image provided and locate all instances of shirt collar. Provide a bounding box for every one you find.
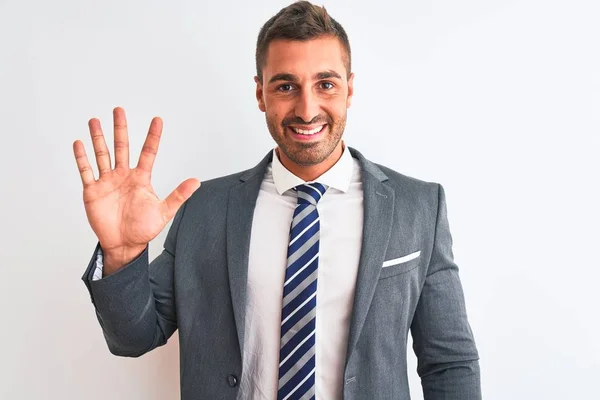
[272,142,354,195]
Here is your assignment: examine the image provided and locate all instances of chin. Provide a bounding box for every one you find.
[284,144,336,167]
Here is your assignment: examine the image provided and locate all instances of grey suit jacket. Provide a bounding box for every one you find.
[82,147,481,399]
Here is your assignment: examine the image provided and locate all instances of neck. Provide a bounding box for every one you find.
[278,142,344,182]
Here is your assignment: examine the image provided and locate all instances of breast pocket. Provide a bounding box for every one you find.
[379,250,421,279]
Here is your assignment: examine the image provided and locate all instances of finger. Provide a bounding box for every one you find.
[162,178,201,221]
[73,140,96,186]
[113,107,130,169]
[136,116,163,173]
[88,118,112,176]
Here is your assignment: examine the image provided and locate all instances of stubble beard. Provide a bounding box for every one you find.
[266,114,346,167]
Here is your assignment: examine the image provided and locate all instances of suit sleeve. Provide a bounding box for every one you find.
[80,201,187,357]
[410,184,482,399]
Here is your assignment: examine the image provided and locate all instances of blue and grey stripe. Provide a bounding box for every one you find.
[278,182,327,400]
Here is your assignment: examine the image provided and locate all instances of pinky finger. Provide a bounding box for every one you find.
[73,140,96,186]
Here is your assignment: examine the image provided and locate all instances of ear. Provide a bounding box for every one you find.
[346,72,354,109]
[254,76,266,112]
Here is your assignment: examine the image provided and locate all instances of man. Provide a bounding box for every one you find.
[75,1,481,399]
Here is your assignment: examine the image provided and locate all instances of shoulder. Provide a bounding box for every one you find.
[171,167,255,225]
[197,169,249,192]
[368,161,446,222]
[379,163,441,207]
[186,168,251,205]
[349,145,445,217]
[350,146,441,202]
[376,163,439,196]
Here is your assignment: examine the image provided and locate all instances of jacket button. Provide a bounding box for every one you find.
[227,374,238,388]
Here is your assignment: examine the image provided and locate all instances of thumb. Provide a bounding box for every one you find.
[162,178,201,221]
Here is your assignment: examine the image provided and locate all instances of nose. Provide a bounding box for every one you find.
[294,88,320,124]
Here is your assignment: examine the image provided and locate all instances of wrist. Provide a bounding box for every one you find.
[102,244,147,275]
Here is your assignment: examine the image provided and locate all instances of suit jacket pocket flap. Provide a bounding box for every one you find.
[379,250,421,279]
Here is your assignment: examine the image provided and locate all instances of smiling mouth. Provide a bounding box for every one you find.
[289,125,326,136]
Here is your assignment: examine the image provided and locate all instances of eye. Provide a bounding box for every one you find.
[320,82,334,90]
[277,84,295,92]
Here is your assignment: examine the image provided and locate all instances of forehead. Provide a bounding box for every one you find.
[263,36,346,79]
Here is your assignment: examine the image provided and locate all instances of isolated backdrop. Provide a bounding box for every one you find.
[0,0,598,398]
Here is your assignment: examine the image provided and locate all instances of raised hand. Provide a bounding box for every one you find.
[73,107,200,274]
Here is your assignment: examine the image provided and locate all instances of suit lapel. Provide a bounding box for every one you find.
[345,148,395,365]
[226,151,273,355]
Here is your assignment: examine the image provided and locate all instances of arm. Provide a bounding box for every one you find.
[74,107,199,357]
[410,184,481,399]
[81,202,187,357]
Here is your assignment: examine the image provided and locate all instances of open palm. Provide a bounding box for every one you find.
[73,107,200,265]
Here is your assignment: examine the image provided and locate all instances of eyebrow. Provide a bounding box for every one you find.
[268,70,343,84]
[316,70,342,80]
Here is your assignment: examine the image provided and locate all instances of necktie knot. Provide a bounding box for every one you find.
[295,183,327,206]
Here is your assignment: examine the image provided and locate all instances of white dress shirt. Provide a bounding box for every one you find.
[239,144,363,399]
[93,143,364,399]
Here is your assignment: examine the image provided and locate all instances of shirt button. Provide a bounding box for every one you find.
[227,374,238,388]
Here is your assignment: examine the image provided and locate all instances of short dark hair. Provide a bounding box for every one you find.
[255,1,351,82]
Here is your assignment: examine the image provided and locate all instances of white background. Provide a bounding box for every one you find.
[1,0,598,398]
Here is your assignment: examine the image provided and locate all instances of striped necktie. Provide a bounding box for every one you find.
[277,182,328,400]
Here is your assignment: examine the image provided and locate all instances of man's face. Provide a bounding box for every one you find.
[255,36,354,167]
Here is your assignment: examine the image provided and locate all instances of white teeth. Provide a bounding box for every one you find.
[292,125,324,135]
